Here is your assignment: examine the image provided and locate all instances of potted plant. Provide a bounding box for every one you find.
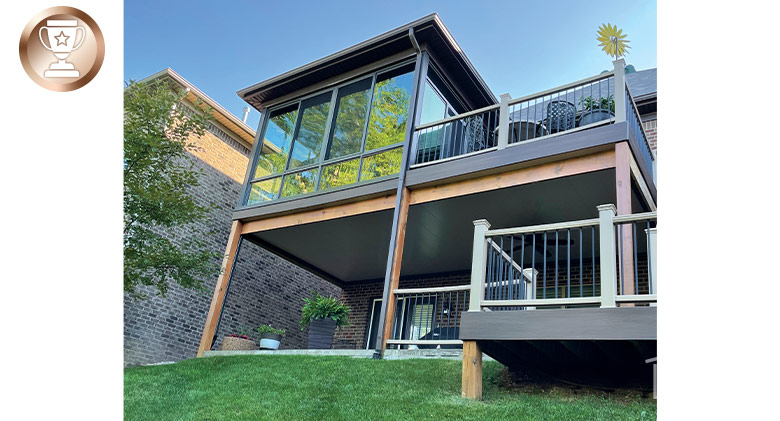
[299,292,351,349]
[578,95,615,126]
[220,327,256,351]
[257,324,286,350]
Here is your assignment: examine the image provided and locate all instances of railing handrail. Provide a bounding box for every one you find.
[393,285,470,294]
[485,218,600,237]
[625,83,655,162]
[612,211,657,224]
[414,103,500,131]
[470,204,658,312]
[507,71,615,107]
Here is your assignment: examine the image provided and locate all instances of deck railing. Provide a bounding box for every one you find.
[387,285,470,347]
[470,204,657,310]
[412,105,500,165]
[410,60,655,180]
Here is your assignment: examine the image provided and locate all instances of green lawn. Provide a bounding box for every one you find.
[125,355,655,420]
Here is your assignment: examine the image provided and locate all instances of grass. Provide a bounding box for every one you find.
[125,355,656,420]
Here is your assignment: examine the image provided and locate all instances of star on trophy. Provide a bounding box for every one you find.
[38,20,85,78]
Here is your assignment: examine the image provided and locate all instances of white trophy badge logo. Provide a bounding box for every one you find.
[38,20,85,78]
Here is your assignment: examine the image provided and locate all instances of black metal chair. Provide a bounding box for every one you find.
[545,100,576,134]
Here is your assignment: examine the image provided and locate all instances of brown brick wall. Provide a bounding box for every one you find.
[642,119,657,153]
[123,111,340,366]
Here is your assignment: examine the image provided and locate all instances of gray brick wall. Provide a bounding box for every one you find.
[124,127,340,366]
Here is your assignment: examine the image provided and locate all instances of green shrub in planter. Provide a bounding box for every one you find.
[257,325,286,350]
[299,293,351,349]
[578,95,615,126]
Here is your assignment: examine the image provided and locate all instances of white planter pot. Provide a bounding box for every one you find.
[259,334,282,350]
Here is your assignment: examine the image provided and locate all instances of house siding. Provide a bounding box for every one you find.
[123,121,339,366]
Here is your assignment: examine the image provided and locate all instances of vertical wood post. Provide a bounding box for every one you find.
[469,219,491,311]
[462,340,483,400]
[197,220,243,357]
[497,93,511,150]
[613,59,626,123]
[379,187,412,353]
[597,204,617,308]
[615,142,635,298]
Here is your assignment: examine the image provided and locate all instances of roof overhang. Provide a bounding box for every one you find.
[237,13,496,111]
[138,68,257,146]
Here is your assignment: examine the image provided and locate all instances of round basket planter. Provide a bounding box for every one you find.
[220,336,256,351]
[308,318,336,349]
[259,333,282,350]
[578,109,614,126]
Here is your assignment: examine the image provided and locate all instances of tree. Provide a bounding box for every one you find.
[124,80,221,299]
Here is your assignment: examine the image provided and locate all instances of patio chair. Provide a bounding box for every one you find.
[545,100,576,134]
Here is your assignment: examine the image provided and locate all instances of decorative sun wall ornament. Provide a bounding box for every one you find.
[597,23,631,59]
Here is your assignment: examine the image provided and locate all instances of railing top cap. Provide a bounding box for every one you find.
[473,219,491,228]
[597,204,617,214]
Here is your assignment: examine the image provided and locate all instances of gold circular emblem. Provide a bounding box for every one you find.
[19,6,105,92]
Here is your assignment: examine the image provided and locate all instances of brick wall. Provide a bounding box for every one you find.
[123,115,339,366]
[642,119,657,153]
[333,272,470,350]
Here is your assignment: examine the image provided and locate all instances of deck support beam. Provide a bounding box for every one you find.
[615,141,635,298]
[378,187,411,353]
[197,220,243,357]
[462,340,483,400]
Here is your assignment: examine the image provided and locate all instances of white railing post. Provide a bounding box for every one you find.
[469,219,491,311]
[648,227,657,303]
[613,59,626,124]
[497,93,511,150]
[522,268,538,310]
[597,204,617,308]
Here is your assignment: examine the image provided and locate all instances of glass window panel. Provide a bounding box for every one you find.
[327,79,372,159]
[320,158,359,190]
[360,147,402,181]
[365,66,414,151]
[280,168,319,198]
[419,82,447,125]
[289,92,332,169]
[246,177,282,205]
[253,106,298,177]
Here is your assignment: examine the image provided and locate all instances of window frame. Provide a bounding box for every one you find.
[242,59,416,207]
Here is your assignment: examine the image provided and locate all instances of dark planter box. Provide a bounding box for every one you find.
[578,109,614,126]
[308,318,336,349]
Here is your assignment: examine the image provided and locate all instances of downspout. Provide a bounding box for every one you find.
[373,28,422,358]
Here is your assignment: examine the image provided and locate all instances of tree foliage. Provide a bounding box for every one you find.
[124,80,221,299]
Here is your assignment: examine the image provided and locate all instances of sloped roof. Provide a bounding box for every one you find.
[626,68,657,100]
[139,68,257,146]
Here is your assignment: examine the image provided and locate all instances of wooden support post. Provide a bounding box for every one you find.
[197,220,243,357]
[462,340,483,400]
[379,187,411,353]
[615,141,635,298]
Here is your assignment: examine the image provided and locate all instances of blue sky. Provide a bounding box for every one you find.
[125,0,656,129]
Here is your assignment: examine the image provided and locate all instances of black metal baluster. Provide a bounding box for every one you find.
[633,222,639,295]
[543,232,547,300]
[520,234,525,301]
[579,227,583,298]
[555,230,559,299]
[619,224,624,295]
[592,226,596,297]
[647,220,653,294]
[567,229,571,299]
[510,235,515,300]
